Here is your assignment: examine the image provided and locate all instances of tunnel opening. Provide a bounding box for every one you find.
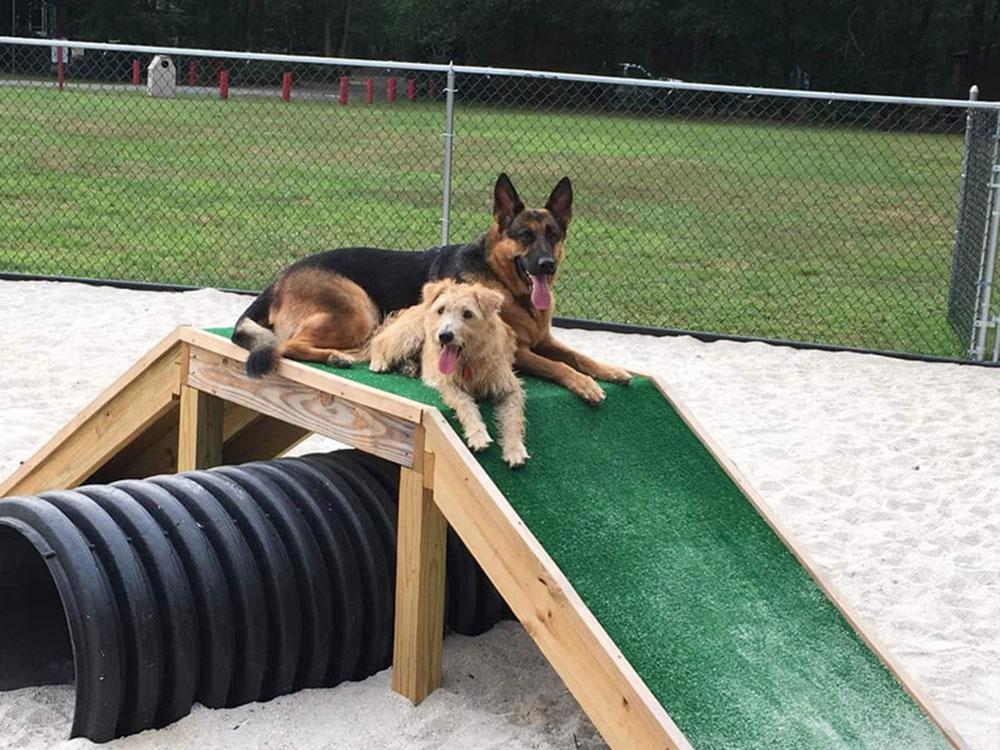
[0,524,75,690]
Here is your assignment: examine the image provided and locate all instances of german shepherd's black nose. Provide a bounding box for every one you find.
[438,330,454,344]
[537,257,556,275]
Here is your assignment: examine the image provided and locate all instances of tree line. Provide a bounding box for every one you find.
[20,0,1000,97]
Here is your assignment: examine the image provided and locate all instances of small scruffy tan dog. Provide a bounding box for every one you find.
[369,279,528,468]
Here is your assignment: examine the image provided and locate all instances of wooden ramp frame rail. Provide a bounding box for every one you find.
[0,327,965,750]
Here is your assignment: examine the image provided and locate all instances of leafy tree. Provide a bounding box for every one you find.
[47,0,1000,97]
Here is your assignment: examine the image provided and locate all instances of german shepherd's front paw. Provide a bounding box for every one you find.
[466,429,493,452]
[368,356,390,373]
[502,443,529,468]
[571,375,606,404]
[596,365,632,385]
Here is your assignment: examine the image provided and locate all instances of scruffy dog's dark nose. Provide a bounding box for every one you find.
[438,330,454,344]
[537,257,556,275]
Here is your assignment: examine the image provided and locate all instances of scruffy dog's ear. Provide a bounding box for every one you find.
[421,279,451,305]
[493,173,525,230]
[474,286,505,317]
[545,176,573,230]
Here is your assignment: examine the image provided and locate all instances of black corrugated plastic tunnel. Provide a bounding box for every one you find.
[0,450,507,742]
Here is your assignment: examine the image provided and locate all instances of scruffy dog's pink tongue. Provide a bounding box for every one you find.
[438,344,459,374]
[530,275,552,310]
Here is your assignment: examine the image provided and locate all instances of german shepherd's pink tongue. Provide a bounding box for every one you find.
[530,275,552,310]
[438,344,460,375]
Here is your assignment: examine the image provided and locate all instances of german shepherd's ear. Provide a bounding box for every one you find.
[545,176,573,231]
[473,286,505,318]
[493,173,524,231]
[421,279,451,305]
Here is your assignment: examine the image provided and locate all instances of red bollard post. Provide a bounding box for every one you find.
[56,46,64,91]
[219,69,229,100]
[428,79,437,99]
[406,78,416,101]
[188,61,196,86]
[365,78,373,104]
[339,76,349,105]
[131,59,140,86]
[281,72,292,102]
[387,77,397,103]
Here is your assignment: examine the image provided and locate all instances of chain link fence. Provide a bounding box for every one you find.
[1,37,998,361]
[947,102,1000,360]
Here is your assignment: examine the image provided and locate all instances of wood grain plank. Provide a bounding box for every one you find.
[178,327,425,423]
[222,416,311,465]
[177,385,224,471]
[391,464,447,704]
[185,347,417,467]
[88,400,265,482]
[87,402,180,484]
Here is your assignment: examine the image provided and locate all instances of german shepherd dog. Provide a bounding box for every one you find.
[232,173,631,403]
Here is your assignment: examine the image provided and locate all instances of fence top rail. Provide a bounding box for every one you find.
[4,35,1000,110]
[0,35,451,73]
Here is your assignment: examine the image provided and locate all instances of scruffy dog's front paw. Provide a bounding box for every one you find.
[398,359,420,378]
[502,443,529,468]
[327,353,355,368]
[369,356,390,373]
[466,429,493,452]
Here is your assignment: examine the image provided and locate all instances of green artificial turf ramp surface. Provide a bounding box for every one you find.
[208,328,946,748]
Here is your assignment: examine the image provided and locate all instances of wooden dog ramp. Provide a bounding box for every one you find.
[0,327,965,749]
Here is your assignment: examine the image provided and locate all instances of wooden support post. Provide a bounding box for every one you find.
[391,461,447,704]
[177,385,223,471]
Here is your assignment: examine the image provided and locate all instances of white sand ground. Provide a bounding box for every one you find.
[0,279,997,750]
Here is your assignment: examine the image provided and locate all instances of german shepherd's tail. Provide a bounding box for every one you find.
[232,286,372,377]
[232,289,278,378]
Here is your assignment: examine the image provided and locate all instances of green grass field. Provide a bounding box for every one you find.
[0,85,973,356]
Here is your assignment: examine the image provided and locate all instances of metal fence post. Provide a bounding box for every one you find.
[440,62,456,247]
[947,86,979,346]
[972,112,1000,360]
